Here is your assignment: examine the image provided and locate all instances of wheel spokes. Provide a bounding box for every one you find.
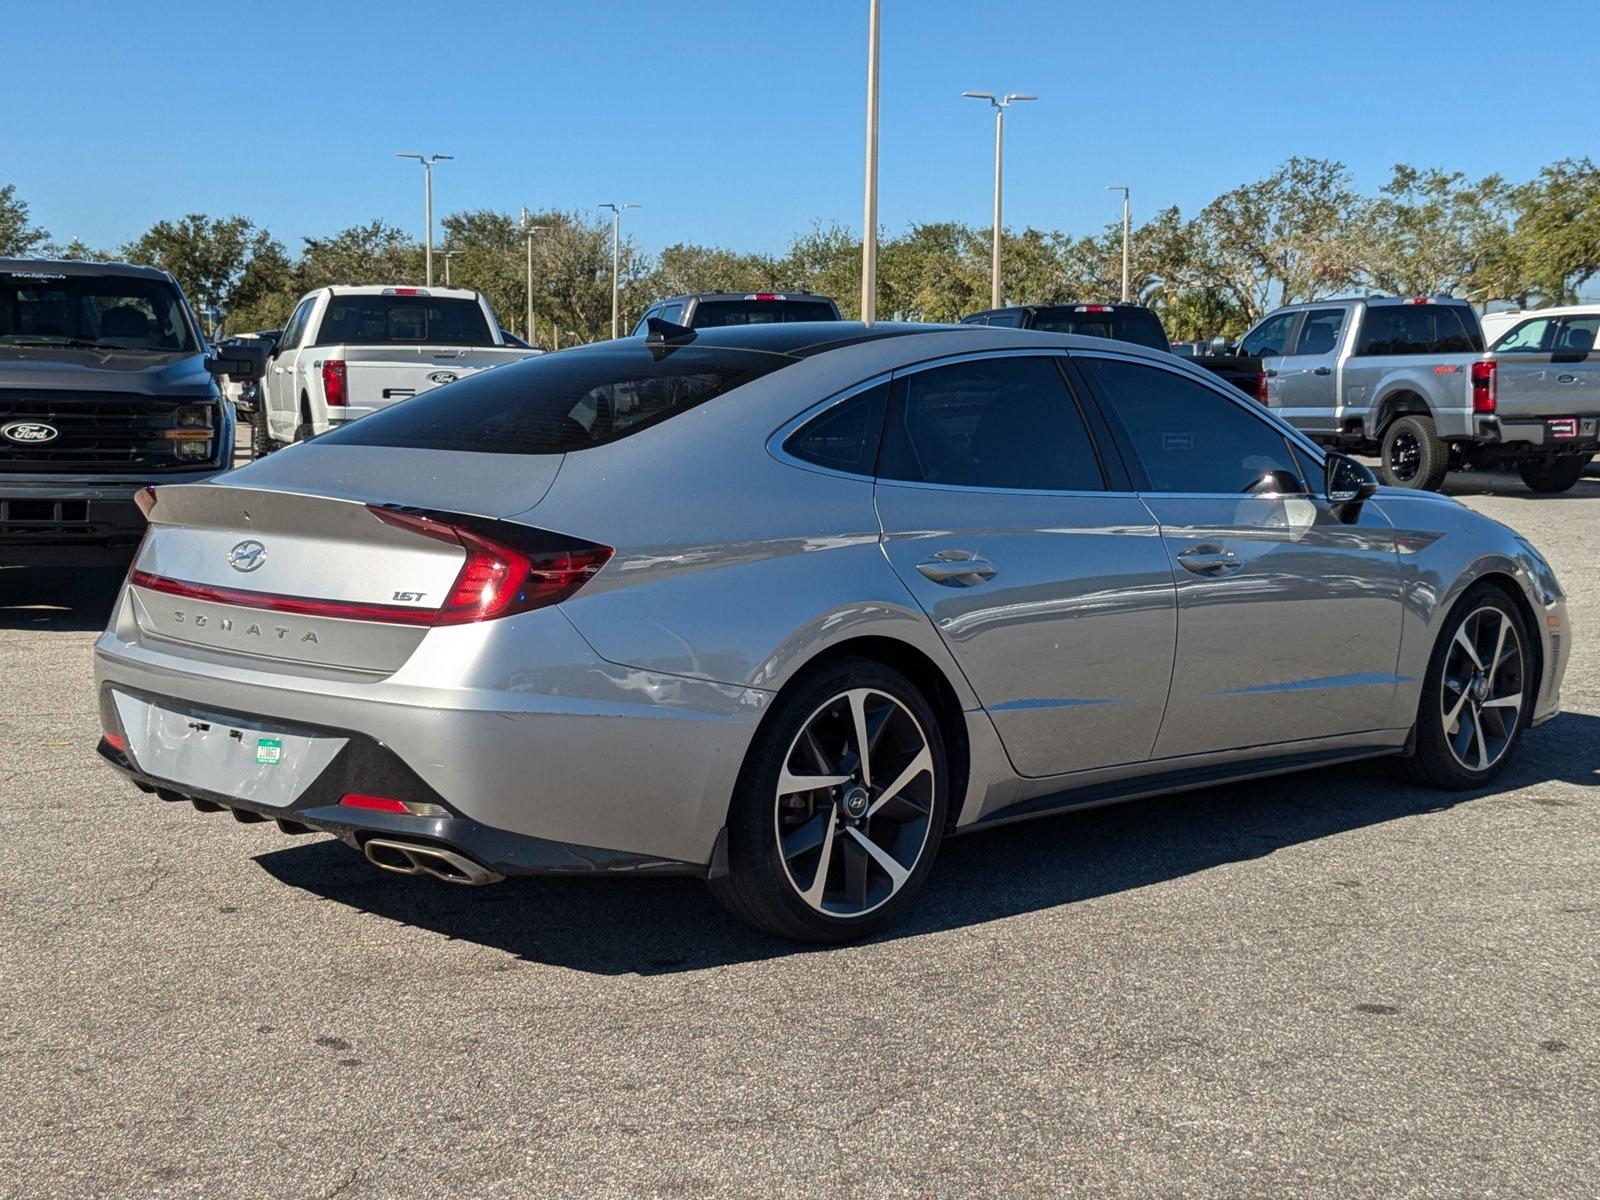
[1485,613,1511,689]
[847,689,874,787]
[866,745,933,819]
[845,826,911,892]
[778,769,853,796]
[782,810,831,860]
[1453,623,1484,671]
[801,814,839,907]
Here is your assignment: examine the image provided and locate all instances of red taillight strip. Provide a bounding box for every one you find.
[128,569,438,626]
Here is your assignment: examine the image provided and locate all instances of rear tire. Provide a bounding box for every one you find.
[292,396,314,444]
[249,405,273,458]
[1400,582,1534,790]
[1380,414,1448,491]
[709,657,948,943]
[1517,454,1590,494]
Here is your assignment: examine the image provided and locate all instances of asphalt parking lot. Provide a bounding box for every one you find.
[2,472,1595,1199]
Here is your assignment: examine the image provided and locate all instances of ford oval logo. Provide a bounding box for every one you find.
[428,371,458,386]
[1557,373,1578,385]
[228,540,267,573]
[2,420,59,444]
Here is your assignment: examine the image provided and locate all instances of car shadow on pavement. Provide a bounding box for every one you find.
[253,711,1598,976]
[1440,471,1600,500]
[0,559,133,631]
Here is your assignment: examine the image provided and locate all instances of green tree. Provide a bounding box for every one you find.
[0,183,51,256]
[1359,166,1517,300]
[121,214,291,333]
[1512,157,1600,304]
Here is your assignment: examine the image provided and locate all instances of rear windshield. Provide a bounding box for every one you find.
[313,295,494,346]
[691,300,837,327]
[316,345,792,455]
[1355,305,1483,356]
[1026,307,1170,351]
[0,271,198,353]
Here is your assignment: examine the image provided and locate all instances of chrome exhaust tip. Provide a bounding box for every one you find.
[362,838,503,886]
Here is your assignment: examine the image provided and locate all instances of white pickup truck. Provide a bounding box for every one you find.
[253,286,539,454]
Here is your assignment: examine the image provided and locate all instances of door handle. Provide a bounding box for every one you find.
[1176,545,1242,575]
[1313,366,1332,376]
[915,552,997,585]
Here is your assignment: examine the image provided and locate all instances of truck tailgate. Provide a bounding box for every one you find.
[331,346,536,418]
[1492,352,1600,423]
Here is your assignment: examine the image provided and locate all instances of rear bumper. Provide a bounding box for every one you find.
[92,600,768,869]
[96,731,707,877]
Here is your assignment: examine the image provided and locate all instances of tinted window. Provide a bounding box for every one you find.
[1355,304,1482,356]
[877,356,1103,491]
[313,295,494,346]
[318,345,790,455]
[690,300,837,327]
[1555,316,1597,354]
[981,312,1025,328]
[784,382,888,474]
[281,297,315,349]
[0,271,198,353]
[1080,357,1305,495]
[1290,308,1345,356]
[1238,311,1296,358]
[1028,307,1170,351]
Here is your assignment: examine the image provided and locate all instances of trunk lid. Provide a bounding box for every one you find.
[126,445,563,674]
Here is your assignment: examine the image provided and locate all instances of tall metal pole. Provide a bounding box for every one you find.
[397,153,451,288]
[423,161,434,286]
[1106,185,1131,302]
[991,106,1004,309]
[963,93,1034,311]
[860,0,880,326]
[523,207,534,342]
[598,203,638,339]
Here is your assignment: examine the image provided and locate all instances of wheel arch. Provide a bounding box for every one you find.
[1467,570,1546,703]
[1371,388,1431,438]
[743,635,973,834]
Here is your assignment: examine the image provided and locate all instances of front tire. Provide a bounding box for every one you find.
[710,658,948,943]
[1517,454,1590,494]
[1380,414,1448,491]
[1401,582,1534,790]
[249,405,274,458]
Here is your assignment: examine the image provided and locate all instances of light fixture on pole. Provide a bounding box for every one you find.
[961,91,1035,309]
[860,0,881,326]
[520,208,555,345]
[1105,185,1131,302]
[396,152,453,286]
[598,202,639,340]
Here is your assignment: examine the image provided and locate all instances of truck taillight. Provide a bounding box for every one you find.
[322,359,347,407]
[134,486,157,518]
[1075,304,1113,313]
[1256,368,1270,405]
[1471,360,1497,413]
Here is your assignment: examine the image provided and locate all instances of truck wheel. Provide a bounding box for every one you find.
[1380,415,1448,491]
[249,407,274,458]
[292,397,314,443]
[1517,455,1590,494]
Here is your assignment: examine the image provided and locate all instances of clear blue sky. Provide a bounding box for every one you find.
[7,0,1589,257]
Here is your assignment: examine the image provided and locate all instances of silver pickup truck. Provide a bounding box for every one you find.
[1247,296,1599,492]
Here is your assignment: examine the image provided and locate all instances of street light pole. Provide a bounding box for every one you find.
[396,152,453,286]
[962,92,1035,309]
[598,202,638,339]
[521,208,553,345]
[1106,185,1131,302]
[860,0,881,326]
[440,249,460,287]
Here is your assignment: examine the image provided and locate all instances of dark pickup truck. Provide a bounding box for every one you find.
[960,302,1172,353]
[1,259,264,559]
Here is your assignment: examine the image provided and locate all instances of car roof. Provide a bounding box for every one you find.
[654,291,838,305]
[0,257,173,281]
[617,320,972,358]
[316,284,481,299]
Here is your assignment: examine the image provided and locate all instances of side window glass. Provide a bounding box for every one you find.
[1239,312,1296,358]
[1080,357,1306,495]
[1491,317,1552,352]
[877,357,1104,491]
[1290,308,1345,356]
[282,299,313,350]
[1555,317,1597,354]
[661,303,685,324]
[783,382,888,475]
[984,312,1023,328]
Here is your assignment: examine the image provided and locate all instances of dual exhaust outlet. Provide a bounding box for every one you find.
[363,837,503,886]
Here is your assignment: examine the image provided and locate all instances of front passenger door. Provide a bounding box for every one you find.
[1075,354,1405,759]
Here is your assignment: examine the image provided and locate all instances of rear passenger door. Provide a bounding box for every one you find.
[1075,353,1405,759]
[873,353,1177,778]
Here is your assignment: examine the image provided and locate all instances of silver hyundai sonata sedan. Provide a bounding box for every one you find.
[94,322,1570,941]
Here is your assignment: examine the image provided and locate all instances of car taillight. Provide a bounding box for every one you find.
[369,507,613,625]
[322,359,347,407]
[340,793,448,817]
[746,293,784,302]
[1075,304,1113,313]
[1256,368,1270,405]
[1471,360,1497,413]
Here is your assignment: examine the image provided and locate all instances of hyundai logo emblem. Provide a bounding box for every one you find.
[228,540,268,572]
[428,371,458,386]
[2,420,59,444]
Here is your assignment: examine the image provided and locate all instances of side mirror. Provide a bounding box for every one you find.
[1325,452,1379,507]
[206,337,269,383]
